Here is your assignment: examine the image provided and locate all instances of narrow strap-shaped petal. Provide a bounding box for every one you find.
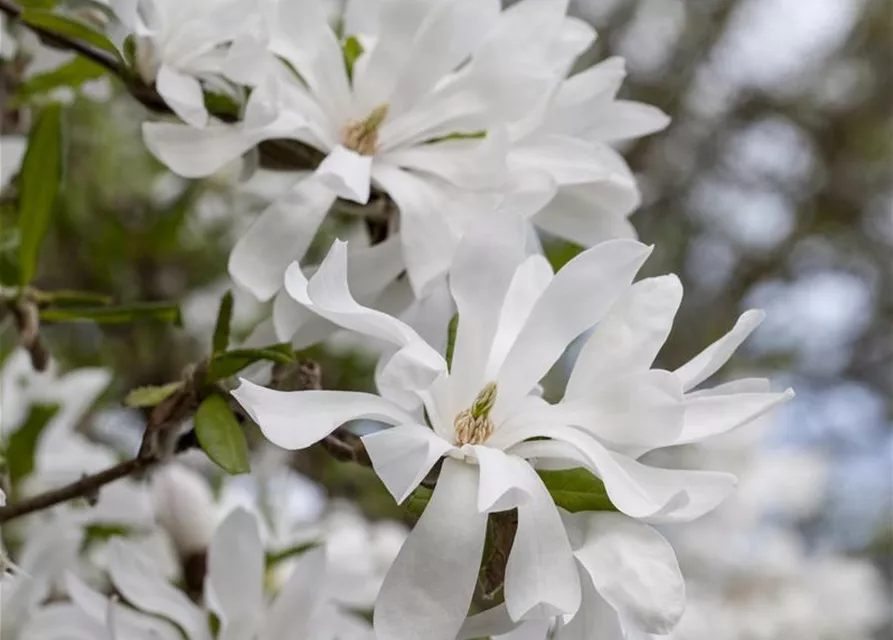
[285,239,446,389]
[677,388,795,445]
[106,539,210,640]
[263,547,327,639]
[373,458,487,640]
[232,380,415,450]
[448,210,530,410]
[64,573,182,640]
[566,276,683,400]
[473,447,581,620]
[362,424,456,503]
[566,512,684,635]
[229,175,337,302]
[155,64,208,128]
[206,509,264,630]
[372,164,467,297]
[674,309,765,392]
[496,240,652,409]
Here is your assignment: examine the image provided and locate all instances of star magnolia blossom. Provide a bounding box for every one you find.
[232,213,793,640]
[28,508,372,640]
[143,0,667,301]
[107,0,259,127]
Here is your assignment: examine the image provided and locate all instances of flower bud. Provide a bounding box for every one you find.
[151,464,216,558]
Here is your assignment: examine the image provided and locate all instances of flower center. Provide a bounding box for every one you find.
[341,104,389,156]
[454,382,497,446]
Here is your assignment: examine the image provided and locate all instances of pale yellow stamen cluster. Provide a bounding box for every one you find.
[454,382,498,446]
[341,104,390,156]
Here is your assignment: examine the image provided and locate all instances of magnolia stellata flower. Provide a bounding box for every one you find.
[32,508,372,640]
[231,213,793,639]
[143,0,667,303]
[107,0,261,127]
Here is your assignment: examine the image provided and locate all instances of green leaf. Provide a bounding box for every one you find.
[194,395,250,475]
[31,289,113,306]
[40,301,182,325]
[18,102,64,286]
[206,343,296,384]
[124,382,184,408]
[13,56,106,105]
[445,313,459,371]
[4,404,59,484]
[21,10,122,61]
[538,468,617,513]
[342,35,364,81]
[212,291,233,354]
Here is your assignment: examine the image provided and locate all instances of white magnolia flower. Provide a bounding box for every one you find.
[143,0,666,303]
[5,524,83,640]
[107,0,259,126]
[232,213,792,639]
[31,508,372,640]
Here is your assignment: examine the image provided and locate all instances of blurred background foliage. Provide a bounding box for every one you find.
[0,0,890,634]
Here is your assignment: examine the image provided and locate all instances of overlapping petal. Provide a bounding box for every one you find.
[567,512,685,635]
[474,447,581,620]
[232,380,416,450]
[362,424,456,503]
[374,459,488,640]
[206,508,265,631]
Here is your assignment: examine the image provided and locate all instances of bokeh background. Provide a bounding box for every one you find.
[1,0,891,637]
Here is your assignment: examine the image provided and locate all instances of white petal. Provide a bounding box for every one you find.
[555,370,685,452]
[566,275,683,400]
[542,57,627,135]
[580,100,671,143]
[387,0,500,115]
[229,176,337,302]
[272,0,352,123]
[155,64,208,128]
[231,380,415,450]
[382,127,508,190]
[284,240,446,388]
[485,255,554,382]
[206,509,264,628]
[65,573,181,640]
[510,134,612,185]
[674,309,765,392]
[474,447,581,620]
[274,233,404,343]
[492,423,726,521]
[677,388,794,445]
[372,164,465,297]
[316,145,373,204]
[20,603,110,640]
[496,240,652,409]
[457,604,518,640]
[533,188,638,247]
[567,512,684,634]
[373,459,487,640]
[106,539,209,640]
[448,211,529,409]
[362,424,455,503]
[264,547,327,639]
[557,569,626,640]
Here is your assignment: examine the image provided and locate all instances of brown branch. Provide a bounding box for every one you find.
[0,455,155,524]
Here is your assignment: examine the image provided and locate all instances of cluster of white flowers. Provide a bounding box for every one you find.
[0,0,812,639]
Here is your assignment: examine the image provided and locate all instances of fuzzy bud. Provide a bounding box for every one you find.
[151,464,216,558]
